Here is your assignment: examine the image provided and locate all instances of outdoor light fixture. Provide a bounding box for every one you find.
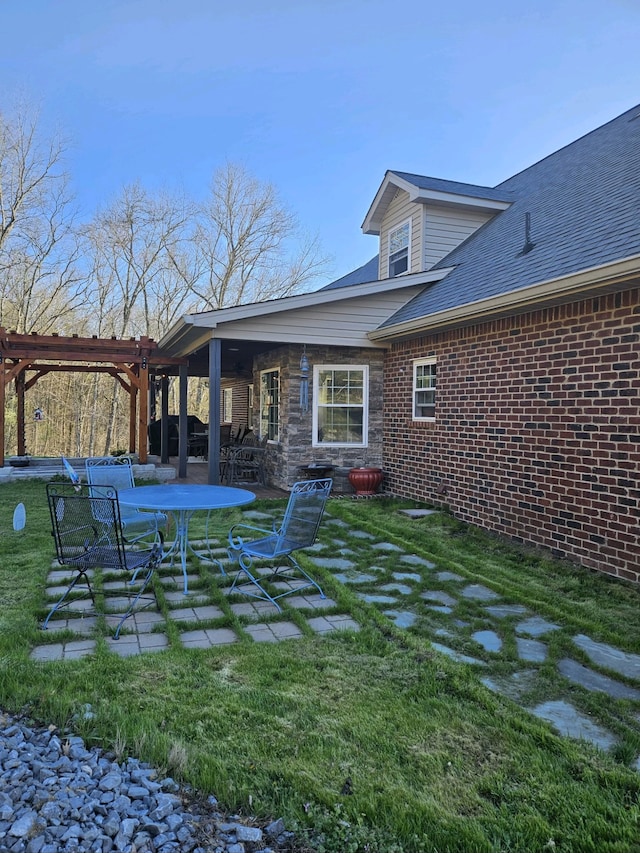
[299,345,310,413]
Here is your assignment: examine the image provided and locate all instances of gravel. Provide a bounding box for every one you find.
[0,709,304,853]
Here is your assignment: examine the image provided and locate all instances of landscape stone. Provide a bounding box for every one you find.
[372,542,404,552]
[356,593,398,604]
[393,572,422,583]
[421,590,457,606]
[531,700,616,751]
[481,670,539,701]
[472,630,502,653]
[334,572,378,585]
[557,658,640,700]
[310,557,355,571]
[384,610,418,629]
[486,604,528,619]
[516,638,548,663]
[572,634,640,681]
[381,583,413,595]
[398,509,438,518]
[515,617,560,637]
[435,571,464,582]
[400,554,436,568]
[460,584,500,602]
[430,642,486,667]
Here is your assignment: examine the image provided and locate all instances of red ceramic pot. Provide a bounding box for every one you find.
[348,467,383,496]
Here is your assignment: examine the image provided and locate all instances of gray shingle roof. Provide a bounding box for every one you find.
[382,104,640,328]
[390,171,514,203]
[320,255,379,290]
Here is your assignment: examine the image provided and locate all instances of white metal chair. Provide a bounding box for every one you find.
[85,456,167,542]
[45,483,163,639]
[226,478,332,611]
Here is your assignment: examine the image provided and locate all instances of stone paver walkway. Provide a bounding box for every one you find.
[31,502,640,771]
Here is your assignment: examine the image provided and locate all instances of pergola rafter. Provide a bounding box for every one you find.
[0,327,186,466]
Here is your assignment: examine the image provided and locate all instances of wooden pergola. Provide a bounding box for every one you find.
[0,327,185,467]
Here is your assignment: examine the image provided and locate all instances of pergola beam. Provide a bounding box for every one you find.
[0,327,186,467]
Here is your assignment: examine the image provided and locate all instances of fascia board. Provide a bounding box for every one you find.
[409,188,512,211]
[361,172,418,235]
[188,268,452,328]
[368,255,640,341]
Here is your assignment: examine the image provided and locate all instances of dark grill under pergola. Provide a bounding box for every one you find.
[0,327,185,467]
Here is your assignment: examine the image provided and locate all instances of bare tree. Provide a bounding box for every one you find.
[186,162,329,310]
[0,102,85,333]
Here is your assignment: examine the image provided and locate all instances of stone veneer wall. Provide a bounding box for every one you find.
[254,344,385,491]
[383,287,640,584]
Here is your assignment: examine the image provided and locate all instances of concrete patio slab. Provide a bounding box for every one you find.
[307,614,360,634]
[179,628,238,648]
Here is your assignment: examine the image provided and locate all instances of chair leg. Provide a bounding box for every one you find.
[42,568,96,630]
[113,565,156,640]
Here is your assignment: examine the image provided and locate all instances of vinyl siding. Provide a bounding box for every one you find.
[379,189,421,279]
[210,287,424,347]
[424,206,493,269]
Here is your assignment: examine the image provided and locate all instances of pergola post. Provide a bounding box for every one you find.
[0,359,5,468]
[16,373,25,456]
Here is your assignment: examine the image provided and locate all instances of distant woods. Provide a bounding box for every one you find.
[0,103,329,457]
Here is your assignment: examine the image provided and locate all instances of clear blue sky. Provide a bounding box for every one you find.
[2,0,639,283]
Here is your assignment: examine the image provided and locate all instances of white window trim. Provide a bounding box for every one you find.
[259,367,280,443]
[312,364,369,448]
[413,357,436,421]
[388,218,412,277]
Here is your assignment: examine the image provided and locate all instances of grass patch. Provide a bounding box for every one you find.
[0,480,639,852]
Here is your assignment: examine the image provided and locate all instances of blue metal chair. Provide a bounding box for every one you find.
[45,483,163,639]
[85,456,167,543]
[226,478,332,611]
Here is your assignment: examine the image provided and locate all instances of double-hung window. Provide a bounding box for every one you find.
[260,369,279,441]
[388,220,410,277]
[313,365,368,446]
[413,358,436,420]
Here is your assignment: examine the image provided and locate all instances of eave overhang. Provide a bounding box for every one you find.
[368,254,640,342]
[158,267,453,358]
[362,171,512,236]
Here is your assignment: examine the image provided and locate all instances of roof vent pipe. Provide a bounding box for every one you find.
[520,212,535,255]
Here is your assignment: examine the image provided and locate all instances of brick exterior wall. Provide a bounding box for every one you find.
[384,287,640,584]
[254,344,385,490]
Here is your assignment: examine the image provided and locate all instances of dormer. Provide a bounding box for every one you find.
[362,171,514,280]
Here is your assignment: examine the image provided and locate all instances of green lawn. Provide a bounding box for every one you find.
[1,479,639,853]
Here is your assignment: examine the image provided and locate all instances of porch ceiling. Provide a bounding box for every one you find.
[156,339,282,378]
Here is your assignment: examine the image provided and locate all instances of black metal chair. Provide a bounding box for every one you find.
[226,478,332,611]
[45,483,163,639]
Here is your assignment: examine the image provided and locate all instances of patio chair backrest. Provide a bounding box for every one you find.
[47,482,128,572]
[276,478,332,553]
[85,456,135,494]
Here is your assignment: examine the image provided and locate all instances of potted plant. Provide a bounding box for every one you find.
[348,465,383,496]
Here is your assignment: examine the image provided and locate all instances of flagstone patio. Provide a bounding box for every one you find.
[30,503,640,771]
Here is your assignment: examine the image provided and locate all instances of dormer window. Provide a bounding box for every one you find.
[389,220,410,277]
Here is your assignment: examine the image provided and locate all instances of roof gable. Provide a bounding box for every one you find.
[362,170,513,235]
[379,103,640,331]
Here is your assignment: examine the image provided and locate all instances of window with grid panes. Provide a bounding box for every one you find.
[413,358,436,420]
[388,220,410,277]
[260,369,279,440]
[313,365,368,446]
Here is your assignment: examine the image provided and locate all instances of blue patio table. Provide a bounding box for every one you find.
[117,484,256,594]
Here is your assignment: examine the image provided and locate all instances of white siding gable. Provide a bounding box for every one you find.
[424,206,493,269]
[379,189,421,279]
[378,192,494,277]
